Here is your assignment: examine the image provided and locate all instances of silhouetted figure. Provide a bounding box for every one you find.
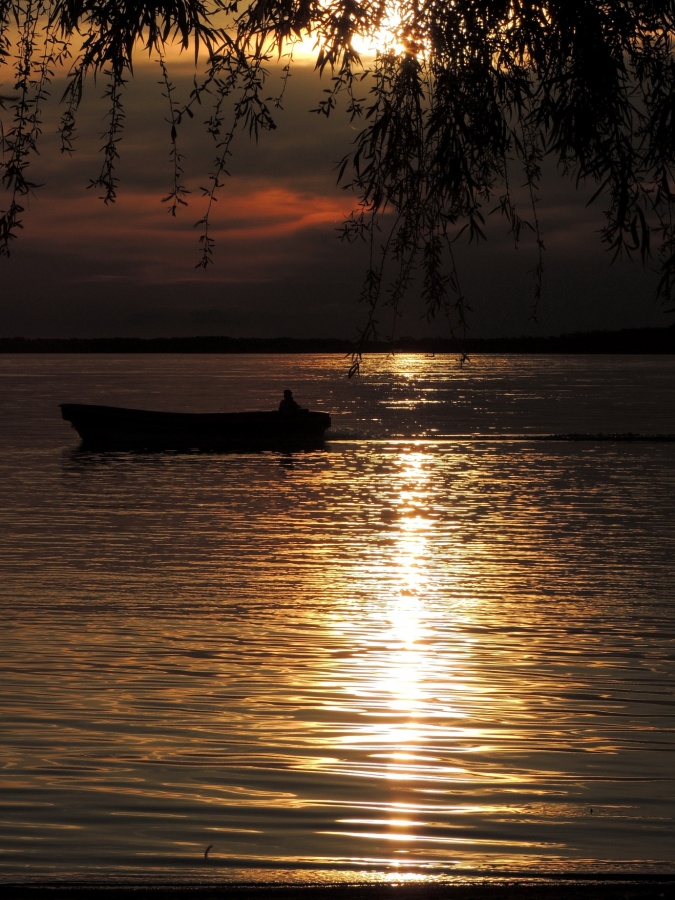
[279,389,301,413]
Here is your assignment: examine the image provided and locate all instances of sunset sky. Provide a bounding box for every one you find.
[1,50,670,342]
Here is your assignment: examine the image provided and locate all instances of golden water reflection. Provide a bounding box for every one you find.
[298,446,558,868]
[237,437,673,876]
[3,412,674,878]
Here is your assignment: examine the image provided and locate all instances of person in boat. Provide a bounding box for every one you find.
[279,389,302,413]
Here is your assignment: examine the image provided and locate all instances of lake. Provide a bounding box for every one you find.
[1,353,674,886]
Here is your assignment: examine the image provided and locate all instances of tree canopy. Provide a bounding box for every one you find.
[1,1,674,353]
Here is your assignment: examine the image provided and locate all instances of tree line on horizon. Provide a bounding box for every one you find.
[1,325,673,354]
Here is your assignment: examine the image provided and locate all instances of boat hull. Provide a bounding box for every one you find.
[60,403,332,452]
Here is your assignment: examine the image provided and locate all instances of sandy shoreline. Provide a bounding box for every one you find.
[2,878,674,900]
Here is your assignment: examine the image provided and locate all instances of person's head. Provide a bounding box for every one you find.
[284,390,293,398]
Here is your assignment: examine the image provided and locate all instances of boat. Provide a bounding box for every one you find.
[60,403,332,452]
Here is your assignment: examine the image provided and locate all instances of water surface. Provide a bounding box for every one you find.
[1,354,674,884]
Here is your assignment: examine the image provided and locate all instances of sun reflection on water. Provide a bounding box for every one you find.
[316,446,493,864]
[292,439,645,873]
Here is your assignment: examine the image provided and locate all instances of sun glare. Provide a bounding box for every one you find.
[289,3,411,61]
[353,6,409,57]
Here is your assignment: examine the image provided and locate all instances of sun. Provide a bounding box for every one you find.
[288,3,412,61]
[352,5,410,57]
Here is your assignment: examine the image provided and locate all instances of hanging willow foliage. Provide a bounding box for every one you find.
[1,1,674,349]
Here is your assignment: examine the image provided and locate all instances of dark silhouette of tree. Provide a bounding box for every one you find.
[2,1,674,356]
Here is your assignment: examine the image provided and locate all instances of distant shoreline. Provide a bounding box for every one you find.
[2,877,674,900]
[0,326,673,354]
